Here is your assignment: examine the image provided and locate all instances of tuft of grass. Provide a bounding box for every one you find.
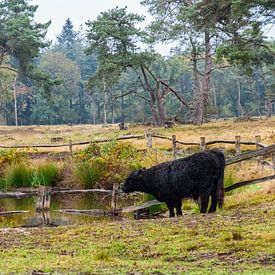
[32,162,61,187]
[224,172,235,188]
[74,158,107,188]
[3,162,34,189]
[94,249,110,261]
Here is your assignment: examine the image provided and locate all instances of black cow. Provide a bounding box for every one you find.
[122,150,225,217]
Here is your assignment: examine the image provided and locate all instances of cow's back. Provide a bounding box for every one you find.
[142,150,224,201]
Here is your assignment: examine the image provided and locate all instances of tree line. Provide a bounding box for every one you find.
[0,0,274,126]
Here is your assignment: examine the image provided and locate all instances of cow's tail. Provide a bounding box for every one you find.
[213,150,226,209]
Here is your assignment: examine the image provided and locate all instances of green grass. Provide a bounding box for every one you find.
[0,162,61,190]
[74,159,107,188]
[2,163,34,189]
[0,187,274,274]
[32,162,61,187]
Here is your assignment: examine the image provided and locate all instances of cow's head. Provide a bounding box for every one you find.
[122,169,144,193]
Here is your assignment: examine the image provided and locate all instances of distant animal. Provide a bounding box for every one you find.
[122,150,225,217]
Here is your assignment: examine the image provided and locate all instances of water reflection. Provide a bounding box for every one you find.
[0,192,138,228]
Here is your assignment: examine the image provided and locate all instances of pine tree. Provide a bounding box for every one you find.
[0,0,50,75]
[56,18,78,59]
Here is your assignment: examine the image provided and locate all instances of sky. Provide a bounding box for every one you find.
[32,0,150,40]
[31,0,274,55]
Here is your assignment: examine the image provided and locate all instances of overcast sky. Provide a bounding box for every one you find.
[31,0,274,55]
[32,0,151,40]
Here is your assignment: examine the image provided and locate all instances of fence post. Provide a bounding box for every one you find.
[35,186,51,212]
[235,135,241,155]
[255,135,261,150]
[172,135,177,159]
[69,139,73,156]
[43,187,52,211]
[145,130,153,152]
[255,135,262,167]
[200,137,206,151]
[111,182,118,217]
[36,186,45,212]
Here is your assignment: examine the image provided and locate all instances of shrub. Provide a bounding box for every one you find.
[75,158,107,188]
[75,142,145,189]
[77,143,101,162]
[0,149,28,165]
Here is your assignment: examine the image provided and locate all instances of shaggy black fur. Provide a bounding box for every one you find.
[122,150,225,217]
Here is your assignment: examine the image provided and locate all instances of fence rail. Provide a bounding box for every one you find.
[0,131,274,217]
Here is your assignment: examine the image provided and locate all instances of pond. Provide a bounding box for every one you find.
[0,193,140,228]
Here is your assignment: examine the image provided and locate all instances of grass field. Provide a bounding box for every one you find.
[0,117,274,150]
[0,184,274,274]
[0,118,274,274]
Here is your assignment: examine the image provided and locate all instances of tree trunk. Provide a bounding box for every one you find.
[121,90,125,123]
[13,79,18,126]
[103,92,107,124]
[191,40,201,125]
[236,79,244,117]
[156,80,166,124]
[192,32,212,125]
[140,66,160,126]
[266,100,272,117]
[111,103,115,124]
[79,83,84,123]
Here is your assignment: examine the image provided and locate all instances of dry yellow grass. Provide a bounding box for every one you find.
[0,117,274,154]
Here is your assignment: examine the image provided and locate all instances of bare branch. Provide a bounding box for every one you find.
[159,80,191,110]
[0,65,18,73]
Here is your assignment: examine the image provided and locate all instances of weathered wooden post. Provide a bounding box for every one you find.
[255,135,261,150]
[35,186,51,212]
[111,182,118,217]
[36,186,45,212]
[145,130,153,153]
[255,135,262,168]
[172,135,177,160]
[69,139,73,156]
[272,152,275,170]
[235,135,241,156]
[43,187,52,211]
[200,137,206,151]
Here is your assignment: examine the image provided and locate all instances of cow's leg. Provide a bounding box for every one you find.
[175,200,183,216]
[208,191,218,213]
[166,202,175,218]
[199,194,209,213]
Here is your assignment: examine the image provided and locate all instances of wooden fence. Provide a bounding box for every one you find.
[0,132,274,217]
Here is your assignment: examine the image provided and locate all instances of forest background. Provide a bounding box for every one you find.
[0,0,274,126]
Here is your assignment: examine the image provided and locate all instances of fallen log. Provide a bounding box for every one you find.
[0,192,36,199]
[56,209,113,216]
[226,144,275,165]
[0,210,30,216]
[51,189,117,195]
[117,200,164,213]
[224,175,275,192]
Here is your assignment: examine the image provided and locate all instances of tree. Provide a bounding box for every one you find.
[37,51,81,124]
[56,18,78,60]
[0,0,50,75]
[55,20,97,123]
[142,0,274,123]
[0,70,16,124]
[86,7,190,125]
